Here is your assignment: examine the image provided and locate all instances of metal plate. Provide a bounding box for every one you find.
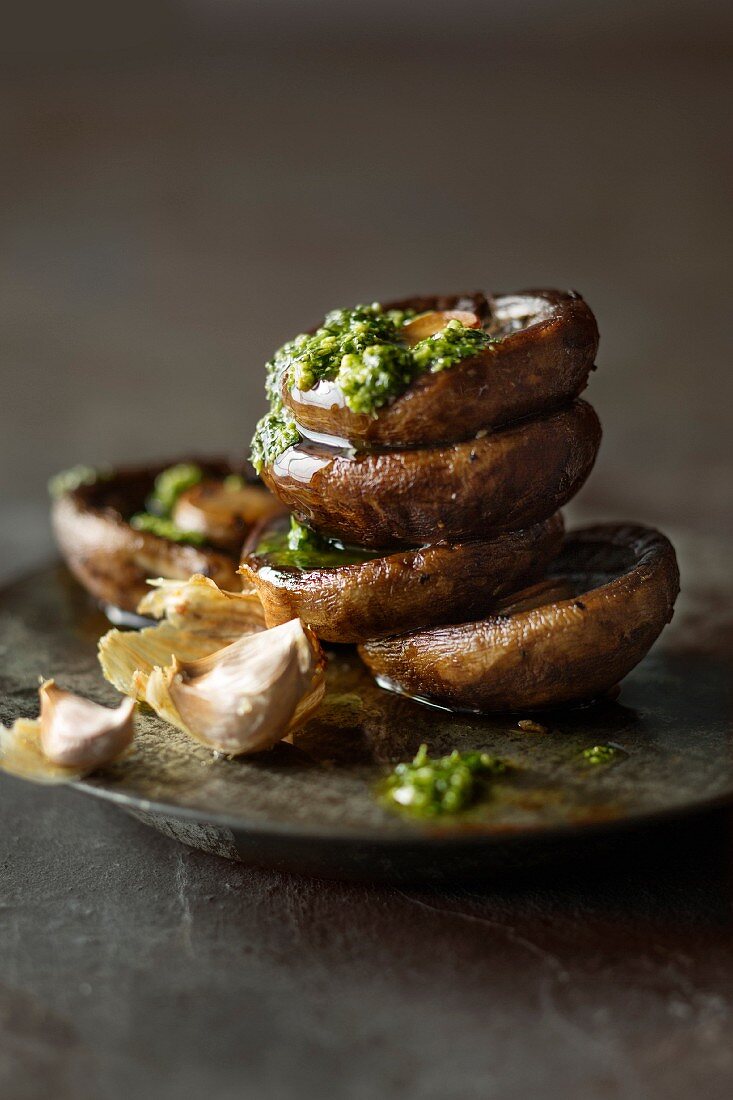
[1,554,731,883]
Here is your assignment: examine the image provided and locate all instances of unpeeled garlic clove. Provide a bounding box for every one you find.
[99,573,266,697]
[401,309,481,345]
[144,618,325,755]
[39,680,135,768]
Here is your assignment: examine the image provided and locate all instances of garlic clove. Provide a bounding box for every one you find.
[1,681,135,783]
[39,680,135,768]
[99,573,266,697]
[402,309,481,346]
[145,618,325,755]
[99,574,325,756]
[1,716,73,784]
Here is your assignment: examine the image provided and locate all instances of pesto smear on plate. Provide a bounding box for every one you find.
[383,743,507,818]
[250,302,494,472]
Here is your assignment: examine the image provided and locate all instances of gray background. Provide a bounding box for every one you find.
[2,0,732,581]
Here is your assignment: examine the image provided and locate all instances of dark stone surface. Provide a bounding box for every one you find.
[2,773,733,1100]
[1,547,733,1097]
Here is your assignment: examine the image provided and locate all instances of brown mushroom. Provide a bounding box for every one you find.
[359,524,680,712]
[239,512,565,644]
[283,289,598,447]
[51,459,258,612]
[261,400,601,548]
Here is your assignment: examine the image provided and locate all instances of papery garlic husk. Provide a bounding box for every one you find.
[138,573,266,634]
[99,573,266,696]
[0,680,134,783]
[143,619,325,755]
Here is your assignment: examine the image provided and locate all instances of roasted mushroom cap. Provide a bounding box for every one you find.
[51,459,272,612]
[359,525,680,712]
[283,289,598,448]
[240,512,565,644]
[262,401,601,548]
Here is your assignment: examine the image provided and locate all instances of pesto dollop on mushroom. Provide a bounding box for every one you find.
[250,302,493,471]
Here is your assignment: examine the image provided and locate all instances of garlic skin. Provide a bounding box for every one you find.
[99,573,265,697]
[99,574,326,755]
[39,680,135,768]
[138,574,265,635]
[145,619,325,755]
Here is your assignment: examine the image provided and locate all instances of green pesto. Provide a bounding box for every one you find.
[48,464,112,499]
[287,514,324,552]
[382,744,506,818]
[250,407,300,476]
[129,512,206,546]
[581,744,622,766]
[254,516,379,571]
[410,318,493,373]
[250,301,494,470]
[147,463,203,516]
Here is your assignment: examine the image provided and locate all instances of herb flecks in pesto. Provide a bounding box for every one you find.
[411,318,492,373]
[581,744,623,766]
[250,408,300,475]
[337,343,413,415]
[129,513,206,546]
[286,515,323,552]
[383,743,506,818]
[250,300,495,470]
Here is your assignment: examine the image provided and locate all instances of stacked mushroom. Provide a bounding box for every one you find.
[243,290,679,712]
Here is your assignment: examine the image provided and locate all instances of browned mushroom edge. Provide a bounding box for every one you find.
[239,512,565,644]
[358,524,680,713]
[282,289,599,448]
[262,400,601,548]
[51,458,272,613]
